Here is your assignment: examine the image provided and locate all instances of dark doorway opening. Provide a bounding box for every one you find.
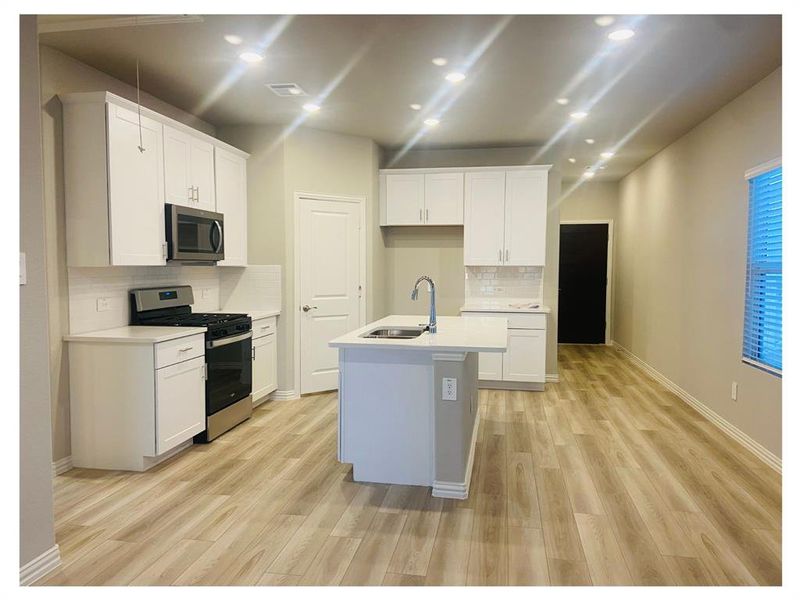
[558,223,610,344]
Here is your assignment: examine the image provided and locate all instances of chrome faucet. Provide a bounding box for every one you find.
[411,275,437,333]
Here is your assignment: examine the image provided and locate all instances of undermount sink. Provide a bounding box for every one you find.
[360,326,427,339]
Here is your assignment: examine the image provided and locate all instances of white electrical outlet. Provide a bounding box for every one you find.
[731,381,738,401]
[201,288,210,299]
[19,252,26,285]
[442,377,457,401]
[96,297,111,312]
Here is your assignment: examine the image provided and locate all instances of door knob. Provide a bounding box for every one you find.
[302,305,318,312]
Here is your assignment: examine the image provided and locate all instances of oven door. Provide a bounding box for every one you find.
[166,203,224,262]
[205,331,252,415]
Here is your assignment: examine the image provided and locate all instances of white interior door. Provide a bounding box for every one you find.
[299,196,363,394]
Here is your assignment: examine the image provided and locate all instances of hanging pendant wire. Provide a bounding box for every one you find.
[136,59,145,153]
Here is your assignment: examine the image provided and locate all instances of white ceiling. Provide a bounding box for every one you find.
[38,14,781,180]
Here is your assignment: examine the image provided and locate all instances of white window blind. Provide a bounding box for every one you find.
[743,164,782,374]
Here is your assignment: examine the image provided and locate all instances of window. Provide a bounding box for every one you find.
[743,162,782,374]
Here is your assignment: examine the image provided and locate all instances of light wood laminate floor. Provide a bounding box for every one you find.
[41,345,781,586]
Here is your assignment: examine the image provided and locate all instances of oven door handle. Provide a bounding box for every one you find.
[206,331,252,349]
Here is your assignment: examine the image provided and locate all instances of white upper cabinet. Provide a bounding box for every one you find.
[106,104,167,266]
[424,172,464,225]
[61,92,248,268]
[164,125,216,211]
[464,171,506,265]
[215,147,248,266]
[381,170,465,225]
[385,173,425,225]
[504,170,547,265]
[464,168,549,266]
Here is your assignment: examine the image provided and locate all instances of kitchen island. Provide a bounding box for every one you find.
[329,315,507,499]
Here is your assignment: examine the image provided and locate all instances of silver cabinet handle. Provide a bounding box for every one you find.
[419,209,423,222]
[425,208,429,222]
[178,346,193,352]
[252,347,256,361]
[498,249,502,262]
[194,186,199,202]
[302,304,318,312]
[188,186,194,201]
[505,249,509,261]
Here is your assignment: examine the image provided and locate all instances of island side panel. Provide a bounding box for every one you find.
[338,347,434,486]
[433,352,479,498]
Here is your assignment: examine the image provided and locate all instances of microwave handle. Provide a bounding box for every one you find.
[212,220,223,253]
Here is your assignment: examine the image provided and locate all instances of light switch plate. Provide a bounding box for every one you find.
[96,297,111,312]
[731,381,738,401]
[19,252,26,285]
[442,377,457,401]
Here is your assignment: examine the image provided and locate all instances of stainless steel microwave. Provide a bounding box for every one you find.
[165,203,224,263]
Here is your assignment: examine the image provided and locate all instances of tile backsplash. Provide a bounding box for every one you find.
[464,266,544,302]
[68,265,281,334]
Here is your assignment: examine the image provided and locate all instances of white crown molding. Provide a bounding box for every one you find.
[612,341,781,473]
[20,545,61,585]
[38,15,203,34]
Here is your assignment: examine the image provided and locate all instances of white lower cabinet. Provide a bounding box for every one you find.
[155,355,207,454]
[67,332,207,471]
[252,316,278,403]
[463,311,547,387]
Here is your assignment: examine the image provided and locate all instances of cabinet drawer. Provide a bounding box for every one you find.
[252,316,277,339]
[155,333,205,369]
[507,313,547,330]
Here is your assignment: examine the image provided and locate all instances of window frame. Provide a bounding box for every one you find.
[742,157,782,377]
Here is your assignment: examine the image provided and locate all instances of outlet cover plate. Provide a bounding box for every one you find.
[442,377,457,401]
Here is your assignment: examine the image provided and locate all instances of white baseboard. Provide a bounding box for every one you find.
[52,456,73,477]
[612,341,781,473]
[272,389,299,401]
[433,411,481,500]
[546,373,560,383]
[20,544,61,585]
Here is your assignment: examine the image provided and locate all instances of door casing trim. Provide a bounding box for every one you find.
[294,192,367,395]
[558,219,614,345]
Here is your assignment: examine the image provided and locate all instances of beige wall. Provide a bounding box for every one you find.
[39,46,216,462]
[218,125,384,393]
[559,180,619,222]
[614,68,782,457]
[20,15,57,569]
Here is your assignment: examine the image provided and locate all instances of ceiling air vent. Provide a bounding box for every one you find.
[266,83,307,97]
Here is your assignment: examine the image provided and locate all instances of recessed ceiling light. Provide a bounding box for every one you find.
[600,151,615,159]
[556,98,570,105]
[302,103,321,113]
[423,118,440,127]
[409,103,422,111]
[432,57,448,66]
[608,28,635,41]
[594,16,615,27]
[585,138,595,144]
[583,171,596,178]
[224,34,243,45]
[568,158,577,163]
[239,51,263,63]
[445,72,466,83]
[569,111,588,120]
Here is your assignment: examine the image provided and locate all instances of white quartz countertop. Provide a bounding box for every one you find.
[64,325,208,344]
[461,301,551,314]
[329,315,508,352]
[215,308,281,319]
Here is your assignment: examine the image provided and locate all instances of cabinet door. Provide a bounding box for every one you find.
[504,170,548,266]
[464,171,506,265]
[424,172,464,224]
[215,147,248,266]
[106,103,166,265]
[190,138,217,211]
[163,125,193,208]
[478,351,503,381]
[252,333,277,401]
[502,328,546,383]
[385,173,425,225]
[155,356,206,454]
